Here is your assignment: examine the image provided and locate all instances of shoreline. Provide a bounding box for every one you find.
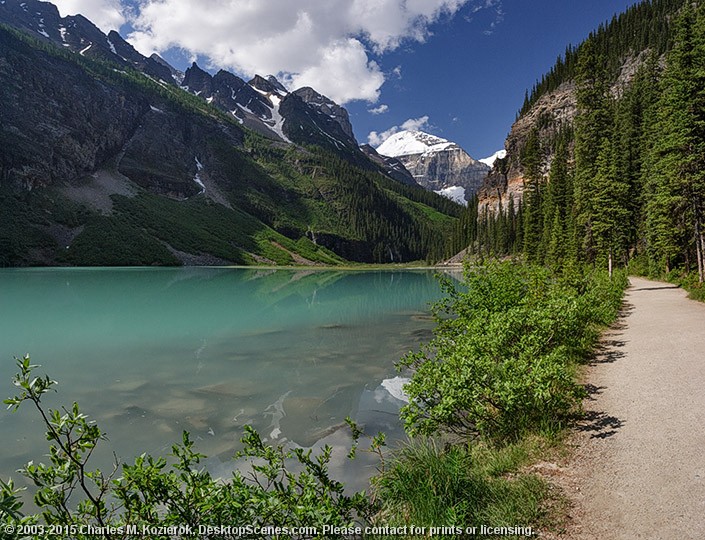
[0,263,464,272]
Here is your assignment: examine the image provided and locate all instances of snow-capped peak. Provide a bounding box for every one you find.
[478,149,507,167]
[376,130,456,158]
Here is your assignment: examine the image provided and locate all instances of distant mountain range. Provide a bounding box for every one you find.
[376,130,495,204]
[0,0,361,155]
[0,0,464,266]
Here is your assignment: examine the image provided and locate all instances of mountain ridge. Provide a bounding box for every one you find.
[0,2,463,266]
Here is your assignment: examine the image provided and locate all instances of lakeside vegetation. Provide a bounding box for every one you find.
[371,262,627,537]
[0,262,627,539]
[464,0,705,302]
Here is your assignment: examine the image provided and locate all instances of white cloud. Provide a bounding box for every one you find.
[126,0,471,104]
[400,116,431,131]
[283,39,384,103]
[53,0,126,32]
[367,115,430,146]
[368,104,389,115]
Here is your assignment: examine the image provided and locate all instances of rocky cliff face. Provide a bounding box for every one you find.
[402,145,490,194]
[376,130,489,201]
[292,86,356,141]
[477,50,653,215]
[0,28,149,190]
[477,81,576,214]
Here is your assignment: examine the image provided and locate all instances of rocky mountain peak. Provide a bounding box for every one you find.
[292,87,355,141]
[150,53,184,84]
[0,0,62,38]
[376,130,489,201]
[265,75,288,94]
[359,144,418,186]
[213,70,274,122]
[249,74,286,96]
[182,62,213,94]
[376,130,457,158]
[107,30,174,84]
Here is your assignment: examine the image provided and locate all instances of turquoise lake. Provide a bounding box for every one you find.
[0,267,452,489]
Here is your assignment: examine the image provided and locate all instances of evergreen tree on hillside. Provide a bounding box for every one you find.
[541,132,575,268]
[615,53,661,257]
[521,129,544,263]
[646,3,705,280]
[592,134,631,276]
[574,38,612,265]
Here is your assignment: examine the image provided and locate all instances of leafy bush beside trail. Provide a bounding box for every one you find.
[398,262,628,442]
[369,262,627,538]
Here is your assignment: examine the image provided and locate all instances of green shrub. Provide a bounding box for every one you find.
[662,271,705,303]
[397,262,626,443]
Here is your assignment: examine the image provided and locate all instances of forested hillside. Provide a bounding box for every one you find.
[0,15,461,267]
[469,0,705,288]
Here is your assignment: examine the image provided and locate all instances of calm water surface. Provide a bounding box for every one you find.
[0,267,450,489]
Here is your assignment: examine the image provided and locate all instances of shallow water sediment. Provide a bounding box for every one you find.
[0,267,454,491]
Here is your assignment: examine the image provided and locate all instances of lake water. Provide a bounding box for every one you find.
[0,267,450,491]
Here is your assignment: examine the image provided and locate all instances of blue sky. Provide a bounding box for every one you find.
[55,0,639,158]
[347,0,639,157]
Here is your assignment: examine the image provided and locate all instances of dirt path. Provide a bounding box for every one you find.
[556,277,705,539]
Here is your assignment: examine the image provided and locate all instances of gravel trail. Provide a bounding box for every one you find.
[562,277,705,539]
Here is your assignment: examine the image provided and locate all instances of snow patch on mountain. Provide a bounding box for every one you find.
[193,157,206,194]
[435,186,467,205]
[376,130,455,158]
[479,149,507,167]
[264,94,290,143]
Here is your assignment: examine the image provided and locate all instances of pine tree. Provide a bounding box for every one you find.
[591,135,630,276]
[521,129,544,262]
[646,3,705,280]
[542,133,572,267]
[573,38,612,264]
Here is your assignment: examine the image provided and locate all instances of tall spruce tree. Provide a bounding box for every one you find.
[591,134,630,276]
[521,128,544,262]
[646,3,705,281]
[541,133,574,268]
[574,38,612,265]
